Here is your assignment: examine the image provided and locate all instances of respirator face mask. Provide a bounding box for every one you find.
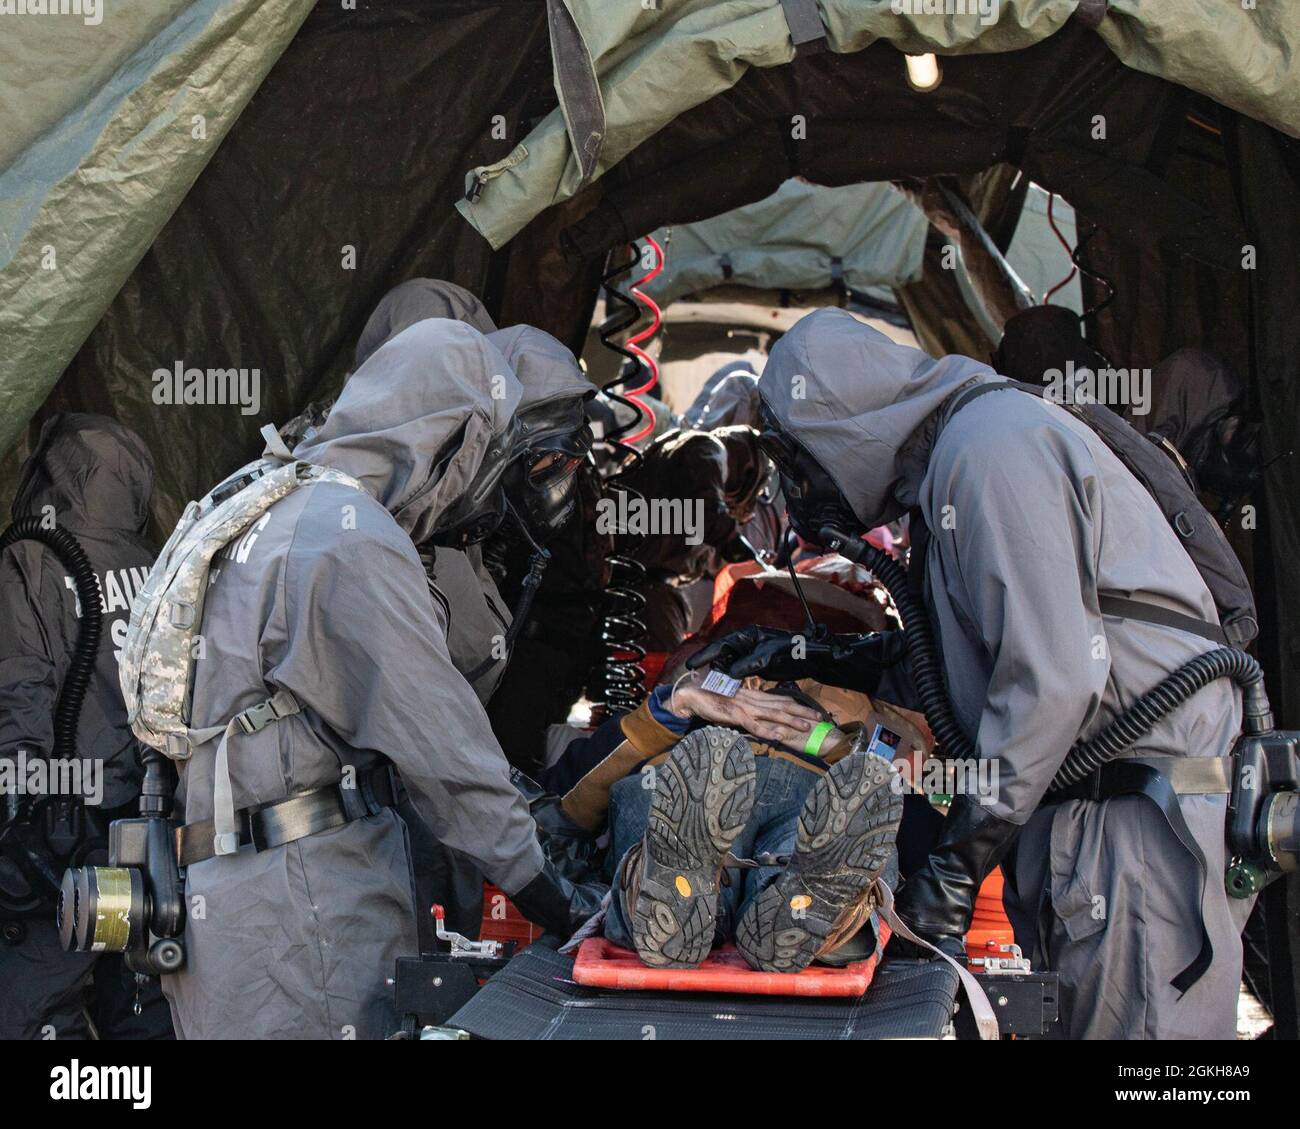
[503,400,593,545]
[458,403,593,684]
[757,401,863,546]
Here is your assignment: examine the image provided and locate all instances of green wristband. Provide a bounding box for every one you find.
[802,721,836,757]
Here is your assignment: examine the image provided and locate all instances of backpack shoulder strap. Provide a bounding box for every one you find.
[205,689,303,856]
[943,378,1038,427]
[939,379,1234,646]
[260,423,296,462]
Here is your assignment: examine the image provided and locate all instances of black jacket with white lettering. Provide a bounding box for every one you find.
[0,413,156,809]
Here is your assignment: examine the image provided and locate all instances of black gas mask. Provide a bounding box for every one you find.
[757,400,863,546]
[458,402,593,685]
[503,400,593,545]
[425,417,520,549]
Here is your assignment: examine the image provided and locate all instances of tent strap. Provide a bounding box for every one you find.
[546,0,606,182]
[1073,0,1108,30]
[779,0,828,55]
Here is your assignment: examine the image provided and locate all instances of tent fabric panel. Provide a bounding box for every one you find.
[0,4,549,529]
[458,0,1300,250]
[0,0,316,461]
[457,0,1082,249]
[644,179,927,307]
[0,0,194,174]
[1097,0,1300,149]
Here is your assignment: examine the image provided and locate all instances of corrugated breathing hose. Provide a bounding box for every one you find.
[827,529,976,762]
[0,519,103,759]
[1051,647,1268,790]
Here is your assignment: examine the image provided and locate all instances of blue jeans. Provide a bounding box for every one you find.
[604,754,820,950]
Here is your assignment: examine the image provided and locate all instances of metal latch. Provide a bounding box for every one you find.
[432,904,503,959]
[969,941,1032,974]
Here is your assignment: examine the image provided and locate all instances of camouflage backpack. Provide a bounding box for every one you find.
[119,426,361,857]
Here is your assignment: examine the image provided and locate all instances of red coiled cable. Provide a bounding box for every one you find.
[621,236,663,443]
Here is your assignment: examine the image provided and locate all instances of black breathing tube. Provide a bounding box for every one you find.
[1053,648,1269,790]
[775,530,829,644]
[819,525,975,761]
[819,524,1273,786]
[465,499,550,684]
[0,519,103,760]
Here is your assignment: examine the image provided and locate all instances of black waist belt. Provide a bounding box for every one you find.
[178,764,396,868]
[1047,755,1232,803]
[1043,756,1231,995]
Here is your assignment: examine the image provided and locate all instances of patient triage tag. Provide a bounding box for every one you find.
[700,670,742,698]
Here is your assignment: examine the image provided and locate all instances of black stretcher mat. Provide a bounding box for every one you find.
[448,944,959,1040]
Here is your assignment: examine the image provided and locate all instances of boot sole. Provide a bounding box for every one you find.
[631,727,756,968]
[736,752,901,974]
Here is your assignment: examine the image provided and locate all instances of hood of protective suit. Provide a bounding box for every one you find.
[12,411,154,535]
[354,278,498,369]
[295,319,521,545]
[1146,347,1242,472]
[759,309,997,528]
[992,304,1108,385]
[487,325,592,416]
[685,361,760,430]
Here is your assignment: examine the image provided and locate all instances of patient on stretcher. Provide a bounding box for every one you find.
[549,671,904,974]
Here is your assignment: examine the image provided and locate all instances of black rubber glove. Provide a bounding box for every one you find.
[687,625,907,694]
[887,795,1021,961]
[507,859,605,943]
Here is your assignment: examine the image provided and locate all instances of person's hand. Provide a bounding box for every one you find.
[669,680,821,745]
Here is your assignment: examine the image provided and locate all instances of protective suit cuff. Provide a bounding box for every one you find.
[496,843,547,899]
[621,694,684,758]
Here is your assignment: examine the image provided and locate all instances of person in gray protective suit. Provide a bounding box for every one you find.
[449,322,595,697]
[279,280,516,939]
[386,308,594,944]
[162,319,595,1039]
[281,282,595,936]
[0,414,173,1040]
[382,316,595,939]
[713,308,1250,1039]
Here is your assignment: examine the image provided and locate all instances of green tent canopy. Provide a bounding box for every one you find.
[3,0,1297,490]
[456,0,1300,250]
[0,0,316,461]
[644,179,928,307]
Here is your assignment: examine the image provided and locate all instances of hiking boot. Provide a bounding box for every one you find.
[618,726,756,968]
[735,752,901,973]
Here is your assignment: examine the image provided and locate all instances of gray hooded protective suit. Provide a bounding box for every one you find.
[162,320,544,1040]
[760,309,1247,1039]
[282,279,515,702]
[414,324,594,934]
[489,324,593,424]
